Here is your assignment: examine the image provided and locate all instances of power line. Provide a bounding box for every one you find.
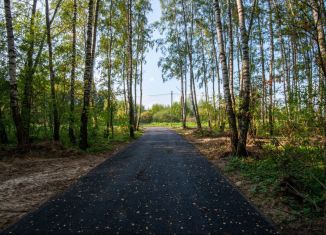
[146,93,180,97]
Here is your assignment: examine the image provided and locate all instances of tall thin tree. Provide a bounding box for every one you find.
[214,0,238,153]
[3,0,24,145]
[268,0,274,136]
[235,0,256,156]
[128,0,135,138]
[45,0,60,141]
[21,0,38,145]
[80,0,96,149]
[69,0,77,144]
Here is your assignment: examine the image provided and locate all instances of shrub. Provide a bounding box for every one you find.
[152,109,180,123]
[140,111,153,123]
[226,145,326,216]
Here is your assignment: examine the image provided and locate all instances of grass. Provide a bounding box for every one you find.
[177,127,326,234]
[142,121,209,128]
[84,126,144,154]
[1,122,144,157]
[226,144,326,218]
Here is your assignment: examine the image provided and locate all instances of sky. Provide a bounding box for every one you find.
[139,0,210,109]
[141,0,181,109]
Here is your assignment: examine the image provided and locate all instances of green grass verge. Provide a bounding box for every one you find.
[85,129,143,154]
[226,144,326,218]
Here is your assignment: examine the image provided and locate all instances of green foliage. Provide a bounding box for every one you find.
[140,111,153,123]
[226,145,326,217]
[146,102,182,123]
[84,128,143,154]
[150,104,166,114]
[198,100,214,123]
[152,109,180,123]
[143,122,202,128]
[0,0,153,149]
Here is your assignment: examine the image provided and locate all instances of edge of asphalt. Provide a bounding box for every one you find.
[2,127,281,234]
[170,127,282,235]
[1,133,145,233]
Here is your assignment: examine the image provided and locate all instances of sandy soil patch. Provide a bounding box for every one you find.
[0,142,129,230]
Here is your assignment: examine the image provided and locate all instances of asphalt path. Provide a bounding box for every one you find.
[3,127,278,235]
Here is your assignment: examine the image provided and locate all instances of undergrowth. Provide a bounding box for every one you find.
[226,144,326,218]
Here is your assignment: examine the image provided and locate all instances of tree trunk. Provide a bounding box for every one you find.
[204,77,212,130]
[184,57,188,126]
[3,0,24,146]
[134,67,137,130]
[181,0,201,130]
[201,31,211,130]
[311,0,326,80]
[236,0,251,156]
[291,38,299,119]
[20,0,62,142]
[91,82,98,128]
[258,12,266,125]
[181,67,186,129]
[280,38,290,116]
[21,0,38,145]
[228,0,235,107]
[319,68,326,136]
[80,0,95,149]
[301,37,313,112]
[134,30,141,130]
[90,0,100,130]
[214,0,238,153]
[128,0,135,138]
[311,0,326,135]
[211,29,221,129]
[0,106,8,144]
[274,2,290,117]
[45,0,60,141]
[211,55,217,128]
[106,0,114,138]
[237,27,243,92]
[134,59,138,130]
[176,20,186,129]
[122,55,128,115]
[268,0,274,136]
[136,47,144,131]
[69,0,77,144]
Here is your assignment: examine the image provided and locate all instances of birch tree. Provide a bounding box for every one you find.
[80,0,96,149]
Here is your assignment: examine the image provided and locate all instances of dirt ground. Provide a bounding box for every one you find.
[176,128,325,235]
[0,132,324,234]
[0,141,129,231]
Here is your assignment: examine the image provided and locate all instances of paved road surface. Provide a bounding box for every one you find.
[3,128,278,235]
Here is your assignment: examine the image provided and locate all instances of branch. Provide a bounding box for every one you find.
[248,0,258,35]
[32,0,63,71]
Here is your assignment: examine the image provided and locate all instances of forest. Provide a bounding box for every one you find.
[1,0,151,150]
[157,0,325,154]
[0,0,325,234]
[0,0,325,152]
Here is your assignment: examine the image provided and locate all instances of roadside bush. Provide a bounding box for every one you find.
[140,111,153,123]
[152,109,180,123]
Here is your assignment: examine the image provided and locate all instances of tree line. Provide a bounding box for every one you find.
[1,0,325,156]
[158,0,325,156]
[1,0,151,149]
